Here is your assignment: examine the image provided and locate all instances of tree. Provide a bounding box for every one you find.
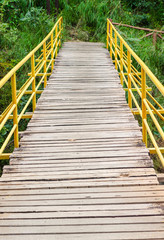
[55,0,59,14]
[46,0,51,15]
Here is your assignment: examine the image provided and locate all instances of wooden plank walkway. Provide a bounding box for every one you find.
[0,42,164,239]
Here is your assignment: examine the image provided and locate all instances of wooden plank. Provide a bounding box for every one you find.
[0,203,162,213]
[0,208,163,219]
[2,187,164,198]
[0,232,164,240]
[1,223,164,234]
[0,183,162,191]
[1,172,156,181]
[0,175,157,183]
[0,216,164,226]
[1,197,164,206]
[3,165,154,173]
[0,178,158,187]
[9,156,151,164]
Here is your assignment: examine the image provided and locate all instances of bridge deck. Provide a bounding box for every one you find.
[0,42,164,239]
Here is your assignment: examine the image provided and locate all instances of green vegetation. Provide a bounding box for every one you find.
[0,0,163,174]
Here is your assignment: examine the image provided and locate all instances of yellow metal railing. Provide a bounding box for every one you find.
[0,17,63,160]
[107,19,164,166]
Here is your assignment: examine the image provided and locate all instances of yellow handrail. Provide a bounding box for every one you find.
[107,18,164,166]
[0,17,63,160]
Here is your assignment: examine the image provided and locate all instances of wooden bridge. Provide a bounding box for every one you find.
[0,18,164,239]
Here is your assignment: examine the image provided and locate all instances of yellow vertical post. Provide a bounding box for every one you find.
[31,54,36,112]
[127,50,132,109]
[110,24,113,59]
[115,32,117,70]
[43,42,47,88]
[55,25,58,58]
[51,32,54,72]
[11,73,19,148]
[61,17,63,41]
[59,20,61,47]
[120,40,123,85]
[106,20,109,49]
[141,67,147,146]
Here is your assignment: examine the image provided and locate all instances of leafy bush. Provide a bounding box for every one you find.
[0,0,34,26]
[121,0,164,27]
[20,7,54,33]
[0,23,19,47]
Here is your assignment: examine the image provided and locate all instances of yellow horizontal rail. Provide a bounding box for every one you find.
[0,153,10,160]
[0,113,33,120]
[149,148,164,154]
[0,17,63,159]
[107,18,164,166]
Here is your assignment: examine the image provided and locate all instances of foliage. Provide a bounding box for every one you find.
[0,0,34,26]
[121,0,164,27]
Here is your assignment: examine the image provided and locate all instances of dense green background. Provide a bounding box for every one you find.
[0,0,163,174]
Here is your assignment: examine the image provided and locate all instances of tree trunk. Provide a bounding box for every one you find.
[55,0,59,14]
[46,0,51,15]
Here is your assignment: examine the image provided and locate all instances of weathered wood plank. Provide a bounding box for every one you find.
[0,232,164,240]
[0,209,163,219]
[1,224,164,234]
[0,216,164,226]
